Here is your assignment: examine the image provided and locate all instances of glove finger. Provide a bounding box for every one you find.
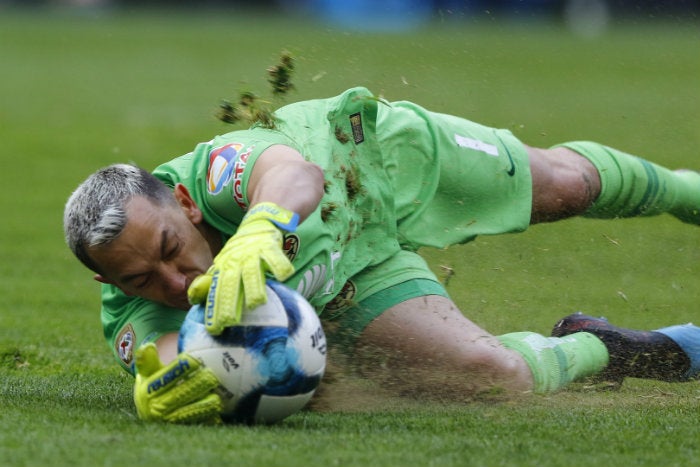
[206,269,242,334]
[188,269,214,305]
[241,259,269,311]
[134,343,164,378]
[261,248,295,282]
[150,364,221,416]
[163,393,224,425]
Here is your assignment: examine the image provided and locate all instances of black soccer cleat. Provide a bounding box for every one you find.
[552,312,691,383]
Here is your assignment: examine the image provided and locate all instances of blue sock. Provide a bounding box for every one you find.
[655,323,700,379]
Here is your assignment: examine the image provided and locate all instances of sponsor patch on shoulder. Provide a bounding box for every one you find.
[115,323,135,366]
[349,113,364,144]
[206,143,244,194]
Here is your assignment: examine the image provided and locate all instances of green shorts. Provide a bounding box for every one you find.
[378,100,533,250]
[321,249,449,344]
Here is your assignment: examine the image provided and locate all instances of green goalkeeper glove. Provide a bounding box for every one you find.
[133,343,223,424]
[187,202,298,335]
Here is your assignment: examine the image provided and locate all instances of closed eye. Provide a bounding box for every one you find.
[165,240,180,260]
[162,230,181,261]
[133,273,152,289]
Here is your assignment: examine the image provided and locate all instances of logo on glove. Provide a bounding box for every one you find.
[205,270,220,329]
[147,357,192,394]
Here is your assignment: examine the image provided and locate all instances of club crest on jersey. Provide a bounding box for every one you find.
[207,143,244,194]
[324,280,357,316]
[115,323,135,366]
[283,233,300,262]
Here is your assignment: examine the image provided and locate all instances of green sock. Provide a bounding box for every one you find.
[556,141,700,224]
[498,331,609,393]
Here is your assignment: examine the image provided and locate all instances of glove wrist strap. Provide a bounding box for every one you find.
[244,202,300,232]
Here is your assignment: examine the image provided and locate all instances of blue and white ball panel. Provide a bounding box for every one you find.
[267,281,328,375]
[178,281,326,424]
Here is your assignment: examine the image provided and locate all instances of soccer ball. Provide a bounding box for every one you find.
[178,280,327,424]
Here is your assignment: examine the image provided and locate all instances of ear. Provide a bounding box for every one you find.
[93,274,111,284]
[94,274,134,296]
[173,183,203,224]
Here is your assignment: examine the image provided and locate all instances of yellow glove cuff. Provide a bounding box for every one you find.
[244,202,299,232]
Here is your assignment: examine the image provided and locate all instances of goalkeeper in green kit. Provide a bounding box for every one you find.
[64,86,700,424]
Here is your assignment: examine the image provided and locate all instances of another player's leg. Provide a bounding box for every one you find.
[552,312,700,383]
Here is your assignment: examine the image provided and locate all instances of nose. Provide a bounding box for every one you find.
[161,265,188,296]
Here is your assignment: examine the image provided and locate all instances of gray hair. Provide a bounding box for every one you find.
[63,163,176,273]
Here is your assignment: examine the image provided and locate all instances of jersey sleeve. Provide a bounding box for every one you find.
[101,284,187,375]
[153,129,299,235]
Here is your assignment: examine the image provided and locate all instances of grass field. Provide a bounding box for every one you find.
[0,5,699,467]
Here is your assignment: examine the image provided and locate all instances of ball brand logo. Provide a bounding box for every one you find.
[147,358,191,393]
[310,326,327,356]
[222,351,240,372]
[207,143,243,194]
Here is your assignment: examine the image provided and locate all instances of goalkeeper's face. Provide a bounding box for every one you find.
[89,186,218,310]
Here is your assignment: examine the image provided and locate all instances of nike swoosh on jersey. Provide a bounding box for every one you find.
[503,145,516,176]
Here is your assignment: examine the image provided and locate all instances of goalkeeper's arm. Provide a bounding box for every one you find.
[246,144,325,221]
[187,145,325,334]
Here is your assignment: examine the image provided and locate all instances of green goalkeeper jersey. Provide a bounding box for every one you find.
[103,87,532,373]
